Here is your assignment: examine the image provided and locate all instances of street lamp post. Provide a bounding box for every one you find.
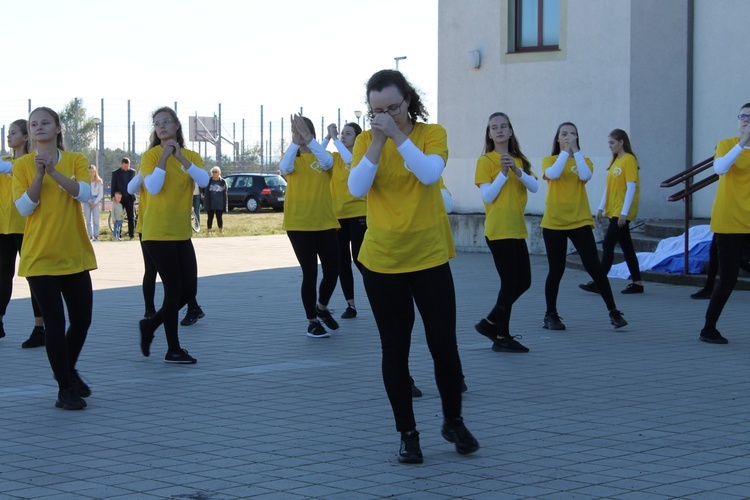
[354,110,362,128]
[92,118,101,168]
[394,56,407,70]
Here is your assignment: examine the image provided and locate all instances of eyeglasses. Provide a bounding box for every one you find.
[738,114,750,121]
[370,98,405,116]
[154,118,174,127]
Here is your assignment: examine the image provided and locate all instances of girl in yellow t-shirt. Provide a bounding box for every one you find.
[700,102,750,344]
[541,122,627,331]
[582,129,642,296]
[349,69,478,464]
[473,112,538,353]
[137,107,209,365]
[0,119,45,347]
[12,107,97,410]
[280,115,339,338]
[322,122,364,320]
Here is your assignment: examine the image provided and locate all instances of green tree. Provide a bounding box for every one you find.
[59,98,98,152]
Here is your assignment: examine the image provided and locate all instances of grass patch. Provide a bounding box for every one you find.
[93,209,285,241]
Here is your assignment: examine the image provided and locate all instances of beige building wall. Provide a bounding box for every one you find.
[438,0,714,220]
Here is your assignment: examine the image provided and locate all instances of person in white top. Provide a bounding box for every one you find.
[84,165,104,241]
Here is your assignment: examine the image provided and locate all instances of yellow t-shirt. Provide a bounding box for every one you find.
[0,157,26,235]
[474,151,537,240]
[604,153,639,220]
[12,151,97,277]
[540,154,595,230]
[281,152,339,231]
[139,146,204,241]
[134,174,146,235]
[330,152,366,219]
[352,122,455,273]
[711,137,750,233]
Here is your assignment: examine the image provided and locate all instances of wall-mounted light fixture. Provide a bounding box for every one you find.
[467,50,481,69]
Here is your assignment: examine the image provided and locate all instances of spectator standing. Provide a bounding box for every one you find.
[111,192,124,240]
[110,158,135,239]
[84,165,104,241]
[204,166,228,235]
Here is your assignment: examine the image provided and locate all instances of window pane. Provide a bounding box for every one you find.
[519,0,539,47]
[542,0,559,46]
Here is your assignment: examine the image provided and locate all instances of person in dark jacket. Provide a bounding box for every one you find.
[204,167,228,234]
[110,158,136,239]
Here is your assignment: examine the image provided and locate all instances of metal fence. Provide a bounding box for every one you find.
[0,98,368,176]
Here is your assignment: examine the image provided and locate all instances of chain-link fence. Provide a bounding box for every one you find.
[0,98,368,176]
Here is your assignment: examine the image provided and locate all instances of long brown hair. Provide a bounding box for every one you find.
[148,107,185,149]
[608,128,638,170]
[9,119,31,157]
[483,112,531,173]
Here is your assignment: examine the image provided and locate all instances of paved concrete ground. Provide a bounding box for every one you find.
[2,234,750,499]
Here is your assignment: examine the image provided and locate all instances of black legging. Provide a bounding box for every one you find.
[27,272,92,390]
[287,230,339,320]
[141,240,197,351]
[138,234,157,313]
[0,233,42,317]
[337,216,366,301]
[485,238,531,336]
[362,262,463,432]
[207,210,223,230]
[601,217,641,281]
[704,233,750,330]
[543,226,617,313]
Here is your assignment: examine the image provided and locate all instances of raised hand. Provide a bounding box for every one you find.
[291,114,313,145]
[327,124,338,141]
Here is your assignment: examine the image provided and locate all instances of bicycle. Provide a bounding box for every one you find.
[110,204,199,235]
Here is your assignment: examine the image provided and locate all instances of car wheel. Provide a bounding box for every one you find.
[246,197,261,213]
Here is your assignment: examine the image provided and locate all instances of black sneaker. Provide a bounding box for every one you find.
[21,326,45,348]
[609,309,628,329]
[69,370,91,398]
[139,319,155,357]
[398,430,424,464]
[700,327,728,344]
[55,388,87,410]
[474,318,496,341]
[492,335,529,353]
[316,306,340,331]
[622,283,644,294]
[543,313,566,330]
[306,321,330,339]
[341,305,357,319]
[691,287,713,300]
[180,307,203,326]
[410,377,422,398]
[579,281,600,294]
[441,417,479,455]
[165,349,197,364]
[144,309,156,319]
